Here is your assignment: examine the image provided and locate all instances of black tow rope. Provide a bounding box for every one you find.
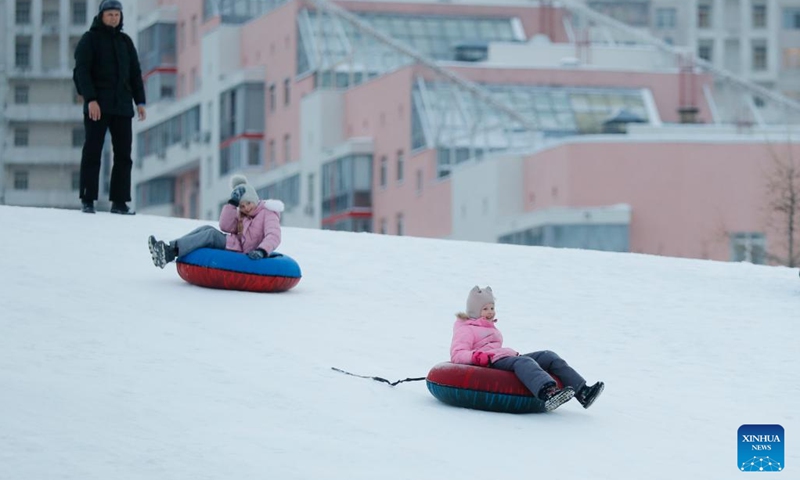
[331,367,426,386]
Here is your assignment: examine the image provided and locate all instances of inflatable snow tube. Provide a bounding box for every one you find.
[426,362,561,414]
[176,248,301,293]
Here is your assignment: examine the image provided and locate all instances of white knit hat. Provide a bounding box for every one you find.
[466,286,495,318]
[230,174,259,205]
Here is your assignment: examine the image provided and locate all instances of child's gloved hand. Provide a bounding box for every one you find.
[228,185,246,207]
[471,351,493,367]
[247,249,266,260]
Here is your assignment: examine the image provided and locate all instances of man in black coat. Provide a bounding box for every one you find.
[73,0,146,214]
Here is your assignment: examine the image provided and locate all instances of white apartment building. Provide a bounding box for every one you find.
[582,0,800,98]
[1,0,138,209]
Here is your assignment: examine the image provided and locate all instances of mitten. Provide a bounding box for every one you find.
[471,351,493,367]
[228,185,246,207]
[247,249,266,260]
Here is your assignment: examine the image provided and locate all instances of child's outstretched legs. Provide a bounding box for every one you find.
[521,350,603,409]
[148,226,226,269]
[492,355,574,410]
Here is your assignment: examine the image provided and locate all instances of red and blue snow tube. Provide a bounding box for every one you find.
[176,248,301,293]
[426,362,561,414]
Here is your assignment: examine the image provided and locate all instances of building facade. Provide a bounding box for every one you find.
[582,0,800,99]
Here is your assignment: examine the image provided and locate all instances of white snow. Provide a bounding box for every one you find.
[0,205,798,479]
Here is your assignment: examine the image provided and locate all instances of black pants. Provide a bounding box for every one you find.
[79,113,133,203]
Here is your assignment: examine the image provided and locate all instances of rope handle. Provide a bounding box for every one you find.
[331,367,426,386]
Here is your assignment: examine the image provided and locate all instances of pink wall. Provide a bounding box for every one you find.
[523,141,800,261]
[240,2,315,168]
[343,67,451,237]
[174,169,200,218]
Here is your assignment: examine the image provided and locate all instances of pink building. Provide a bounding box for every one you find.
[131,0,800,265]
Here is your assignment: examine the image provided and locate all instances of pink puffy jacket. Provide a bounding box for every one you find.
[450,317,519,365]
[218,200,283,254]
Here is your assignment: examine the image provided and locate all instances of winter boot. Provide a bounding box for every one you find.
[110,202,135,215]
[537,382,575,412]
[148,236,177,268]
[575,381,605,409]
[81,200,95,214]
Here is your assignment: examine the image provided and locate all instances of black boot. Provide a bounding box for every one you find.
[537,382,575,412]
[148,236,177,269]
[575,381,605,409]
[81,200,95,214]
[110,202,135,215]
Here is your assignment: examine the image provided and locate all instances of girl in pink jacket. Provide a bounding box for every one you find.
[450,286,604,410]
[148,174,283,269]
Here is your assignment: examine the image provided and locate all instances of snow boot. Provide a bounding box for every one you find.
[537,382,575,412]
[110,202,135,215]
[148,236,177,268]
[81,200,95,214]
[575,381,605,409]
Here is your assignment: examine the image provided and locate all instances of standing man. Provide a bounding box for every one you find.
[73,0,146,215]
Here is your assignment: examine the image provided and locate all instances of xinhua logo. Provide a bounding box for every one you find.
[739,424,784,472]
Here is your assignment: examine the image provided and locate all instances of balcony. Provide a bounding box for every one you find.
[4,147,82,166]
[5,104,83,123]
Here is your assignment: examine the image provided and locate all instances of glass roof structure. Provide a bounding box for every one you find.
[412,79,652,176]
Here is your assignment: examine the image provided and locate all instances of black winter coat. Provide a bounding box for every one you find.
[73,13,146,117]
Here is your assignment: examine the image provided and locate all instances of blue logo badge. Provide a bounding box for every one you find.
[739,424,784,472]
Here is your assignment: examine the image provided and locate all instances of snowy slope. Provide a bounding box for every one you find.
[0,205,798,480]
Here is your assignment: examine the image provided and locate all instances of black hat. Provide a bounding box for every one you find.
[98,0,123,12]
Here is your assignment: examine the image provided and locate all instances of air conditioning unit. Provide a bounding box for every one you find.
[202,131,211,144]
[192,131,201,143]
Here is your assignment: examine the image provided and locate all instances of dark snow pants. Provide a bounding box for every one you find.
[173,226,227,257]
[492,350,586,397]
[79,114,133,203]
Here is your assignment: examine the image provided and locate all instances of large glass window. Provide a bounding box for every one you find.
[256,174,300,210]
[14,171,29,190]
[15,0,31,24]
[499,224,629,253]
[321,154,373,219]
[72,0,87,25]
[752,3,767,29]
[730,232,766,264]
[15,37,31,68]
[655,7,677,29]
[783,8,800,29]
[698,4,712,28]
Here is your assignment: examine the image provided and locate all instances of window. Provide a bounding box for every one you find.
[730,232,766,264]
[178,21,185,51]
[396,213,404,236]
[305,173,315,208]
[72,127,85,147]
[752,3,767,29]
[269,84,276,112]
[380,218,387,234]
[396,150,404,183]
[191,15,198,45]
[698,4,711,28]
[416,169,423,196]
[72,171,80,191]
[283,78,291,106]
[379,155,387,187]
[283,134,291,163]
[269,139,276,167]
[752,43,767,70]
[698,41,713,62]
[15,37,31,67]
[14,171,29,190]
[14,85,29,104]
[783,8,800,29]
[71,0,86,25]
[14,127,29,146]
[15,0,31,24]
[655,8,677,29]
